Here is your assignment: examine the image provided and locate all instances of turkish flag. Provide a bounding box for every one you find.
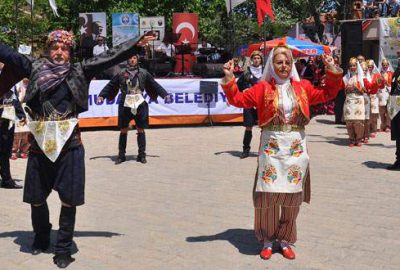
[256,0,275,27]
[173,13,198,47]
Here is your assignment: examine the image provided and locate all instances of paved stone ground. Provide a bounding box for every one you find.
[0,115,399,270]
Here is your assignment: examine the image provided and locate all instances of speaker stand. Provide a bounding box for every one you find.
[205,97,213,127]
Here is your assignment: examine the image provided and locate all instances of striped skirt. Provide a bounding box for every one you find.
[253,168,311,244]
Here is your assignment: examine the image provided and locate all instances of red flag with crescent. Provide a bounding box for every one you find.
[173,13,198,47]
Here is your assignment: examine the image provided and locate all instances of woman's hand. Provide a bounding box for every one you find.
[321,54,335,71]
[96,96,104,104]
[222,60,235,84]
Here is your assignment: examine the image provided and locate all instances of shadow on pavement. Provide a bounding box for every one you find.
[362,143,395,148]
[315,118,336,125]
[214,151,258,158]
[186,229,263,256]
[0,230,122,254]
[307,135,349,146]
[89,154,160,161]
[362,161,392,169]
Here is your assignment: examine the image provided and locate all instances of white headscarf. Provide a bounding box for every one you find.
[367,60,380,75]
[357,61,365,88]
[261,47,300,85]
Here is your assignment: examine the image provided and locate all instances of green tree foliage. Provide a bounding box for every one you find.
[0,0,324,53]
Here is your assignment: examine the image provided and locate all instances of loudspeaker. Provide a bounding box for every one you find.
[148,61,172,77]
[192,63,224,78]
[341,21,363,70]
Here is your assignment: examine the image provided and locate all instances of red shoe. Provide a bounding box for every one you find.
[363,139,369,144]
[10,153,17,160]
[385,128,391,133]
[260,247,272,260]
[355,143,362,147]
[370,133,376,138]
[20,153,28,159]
[349,143,354,147]
[282,247,296,260]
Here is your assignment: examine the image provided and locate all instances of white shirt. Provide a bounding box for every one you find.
[93,44,109,56]
[277,82,295,123]
[157,43,175,57]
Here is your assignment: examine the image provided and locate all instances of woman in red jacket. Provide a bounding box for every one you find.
[366,60,383,138]
[221,46,342,261]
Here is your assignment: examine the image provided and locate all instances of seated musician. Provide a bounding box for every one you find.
[155,38,176,69]
[155,38,176,58]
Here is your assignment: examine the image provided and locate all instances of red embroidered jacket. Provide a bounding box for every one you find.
[381,70,393,88]
[221,69,343,128]
[363,73,384,95]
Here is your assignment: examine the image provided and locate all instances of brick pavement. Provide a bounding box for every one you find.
[0,115,399,270]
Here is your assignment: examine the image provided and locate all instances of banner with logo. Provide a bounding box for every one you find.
[112,13,140,47]
[172,13,198,48]
[139,16,165,47]
[79,12,107,58]
[379,18,400,68]
[78,79,242,127]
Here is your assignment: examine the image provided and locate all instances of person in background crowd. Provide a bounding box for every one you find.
[334,55,346,124]
[388,0,400,16]
[97,54,171,164]
[236,50,263,159]
[233,57,243,75]
[387,52,400,170]
[302,57,315,82]
[343,57,365,147]
[0,30,155,268]
[11,78,30,159]
[221,46,342,261]
[357,54,366,64]
[92,36,109,56]
[378,58,392,132]
[296,59,307,78]
[0,62,26,189]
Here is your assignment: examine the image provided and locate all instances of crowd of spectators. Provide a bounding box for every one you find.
[353,0,400,19]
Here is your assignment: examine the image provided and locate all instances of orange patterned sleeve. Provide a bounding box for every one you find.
[221,78,265,109]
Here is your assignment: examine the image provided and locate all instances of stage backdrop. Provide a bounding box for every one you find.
[379,18,400,68]
[78,78,243,127]
[79,12,107,58]
[139,16,165,47]
[112,13,140,47]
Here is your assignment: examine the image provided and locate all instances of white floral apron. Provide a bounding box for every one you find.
[124,94,145,115]
[28,118,78,162]
[363,94,370,120]
[124,76,145,115]
[377,86,390,106]
[0,104,17,129]
[344,93,365,121]
[370,94,379,114]
[388,95,400,120]
[256,127,309,193]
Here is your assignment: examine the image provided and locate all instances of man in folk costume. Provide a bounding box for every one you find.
[0,30,154,268]
[343,58,365,147]
[0,80,26,189]
[366,59,384,138]
[221,46,343,260]
[236,50,263,159]
[97,54,171,164]
[387,55,400,170]
[378,58,393,132]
